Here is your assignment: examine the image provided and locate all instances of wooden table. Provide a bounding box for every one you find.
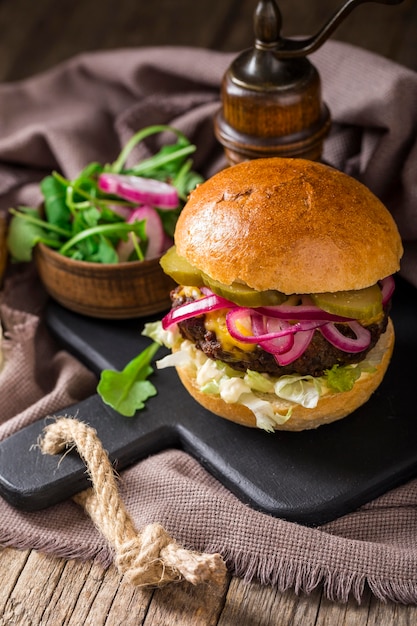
[1,1,417,623]
[2,546,417,625]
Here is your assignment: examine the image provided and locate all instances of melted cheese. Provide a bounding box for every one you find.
[204,310,255,353]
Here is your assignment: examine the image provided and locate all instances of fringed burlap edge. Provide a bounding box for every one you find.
[2,530,415,604]
[226,550,417,605]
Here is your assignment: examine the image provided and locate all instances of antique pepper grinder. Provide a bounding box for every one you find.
[214,0,404,164]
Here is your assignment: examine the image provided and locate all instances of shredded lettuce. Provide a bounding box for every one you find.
[244,370,275,393]
[196,358,224,387]
[240,395,292,432]
[324,364,361,392]
[143,320,179,349]
[155,350,192,370]
[274,375,322,409]
[218,377,251,403]
[200,380,221,395]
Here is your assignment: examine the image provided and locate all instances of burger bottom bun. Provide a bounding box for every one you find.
[175,319,395,432]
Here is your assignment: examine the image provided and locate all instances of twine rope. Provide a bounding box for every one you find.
[40,417,227,587]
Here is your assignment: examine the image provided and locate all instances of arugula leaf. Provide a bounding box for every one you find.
[75,161,103,183]
[41,175,71,229]
[172,158,204,200]
[88,236,119,264]
[97,342,160,416]
[129,144,196,179]
[7,207,68,261]
[58,220,146,257]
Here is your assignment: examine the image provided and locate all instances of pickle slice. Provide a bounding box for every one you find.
[202,274,287,307]
[310,284,383,319]
[160,245,287,306]
[159,246,202,286]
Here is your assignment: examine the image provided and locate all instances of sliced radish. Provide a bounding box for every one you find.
[108,204,132,220]
[117,205,169,261]
[131,205,166,259]
[99,173,179,209]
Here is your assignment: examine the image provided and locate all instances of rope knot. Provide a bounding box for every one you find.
[116,524,177,586]
[40,417,227,588]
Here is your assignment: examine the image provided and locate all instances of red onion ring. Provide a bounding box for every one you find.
[380,275,395,305]
[319,321,371,353]
[275,328,315,366]
[162,294,234,329]
[259,318,294,355]
[226,309,326,344]
[200,286,214,296]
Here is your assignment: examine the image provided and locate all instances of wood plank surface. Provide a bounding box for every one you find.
[2,546,417,625]
[1,0,417,623]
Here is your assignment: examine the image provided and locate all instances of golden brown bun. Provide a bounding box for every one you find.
[175,158,403,294]
[175,319,395,431]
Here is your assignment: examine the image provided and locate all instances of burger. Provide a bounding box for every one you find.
[144,158,403,432]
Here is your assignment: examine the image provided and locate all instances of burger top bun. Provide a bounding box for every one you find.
[175,158,403,295]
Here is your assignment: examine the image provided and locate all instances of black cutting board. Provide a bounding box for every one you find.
[0,276,416,526]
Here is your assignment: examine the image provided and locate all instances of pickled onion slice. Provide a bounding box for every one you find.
[162,294,235,329]
[98,173,179,209]
[380,275,395,305]
[259,318,294,355]
[319,321,371,353]
[226,309,318,364]
[226,309,326,345]
[275,328,315,366]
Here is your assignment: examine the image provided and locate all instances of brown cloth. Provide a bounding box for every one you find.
[0,42,417,604]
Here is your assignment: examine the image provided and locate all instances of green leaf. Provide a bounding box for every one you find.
[88,236,119,264]
[6,208,63,261]
[325,364,361,392]
[97,342,160,416]
[58,220,146,257]
[111,124,190,173]
[41,175,71,229]
[72,206,101,232]
[171,158,204,201]
[98,376,157,416]
[128,144,196,178]
[75,161,103,182]
[244,370,274,393]
[157,207,181,238]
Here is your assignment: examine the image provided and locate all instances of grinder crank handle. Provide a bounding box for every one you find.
[254,0,405,58]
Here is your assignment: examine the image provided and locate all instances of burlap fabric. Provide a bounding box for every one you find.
[0,42,417,603]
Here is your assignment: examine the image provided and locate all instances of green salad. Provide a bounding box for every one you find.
[7,124,203,264]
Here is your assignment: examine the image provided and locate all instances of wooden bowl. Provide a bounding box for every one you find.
[34,243,175,319]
